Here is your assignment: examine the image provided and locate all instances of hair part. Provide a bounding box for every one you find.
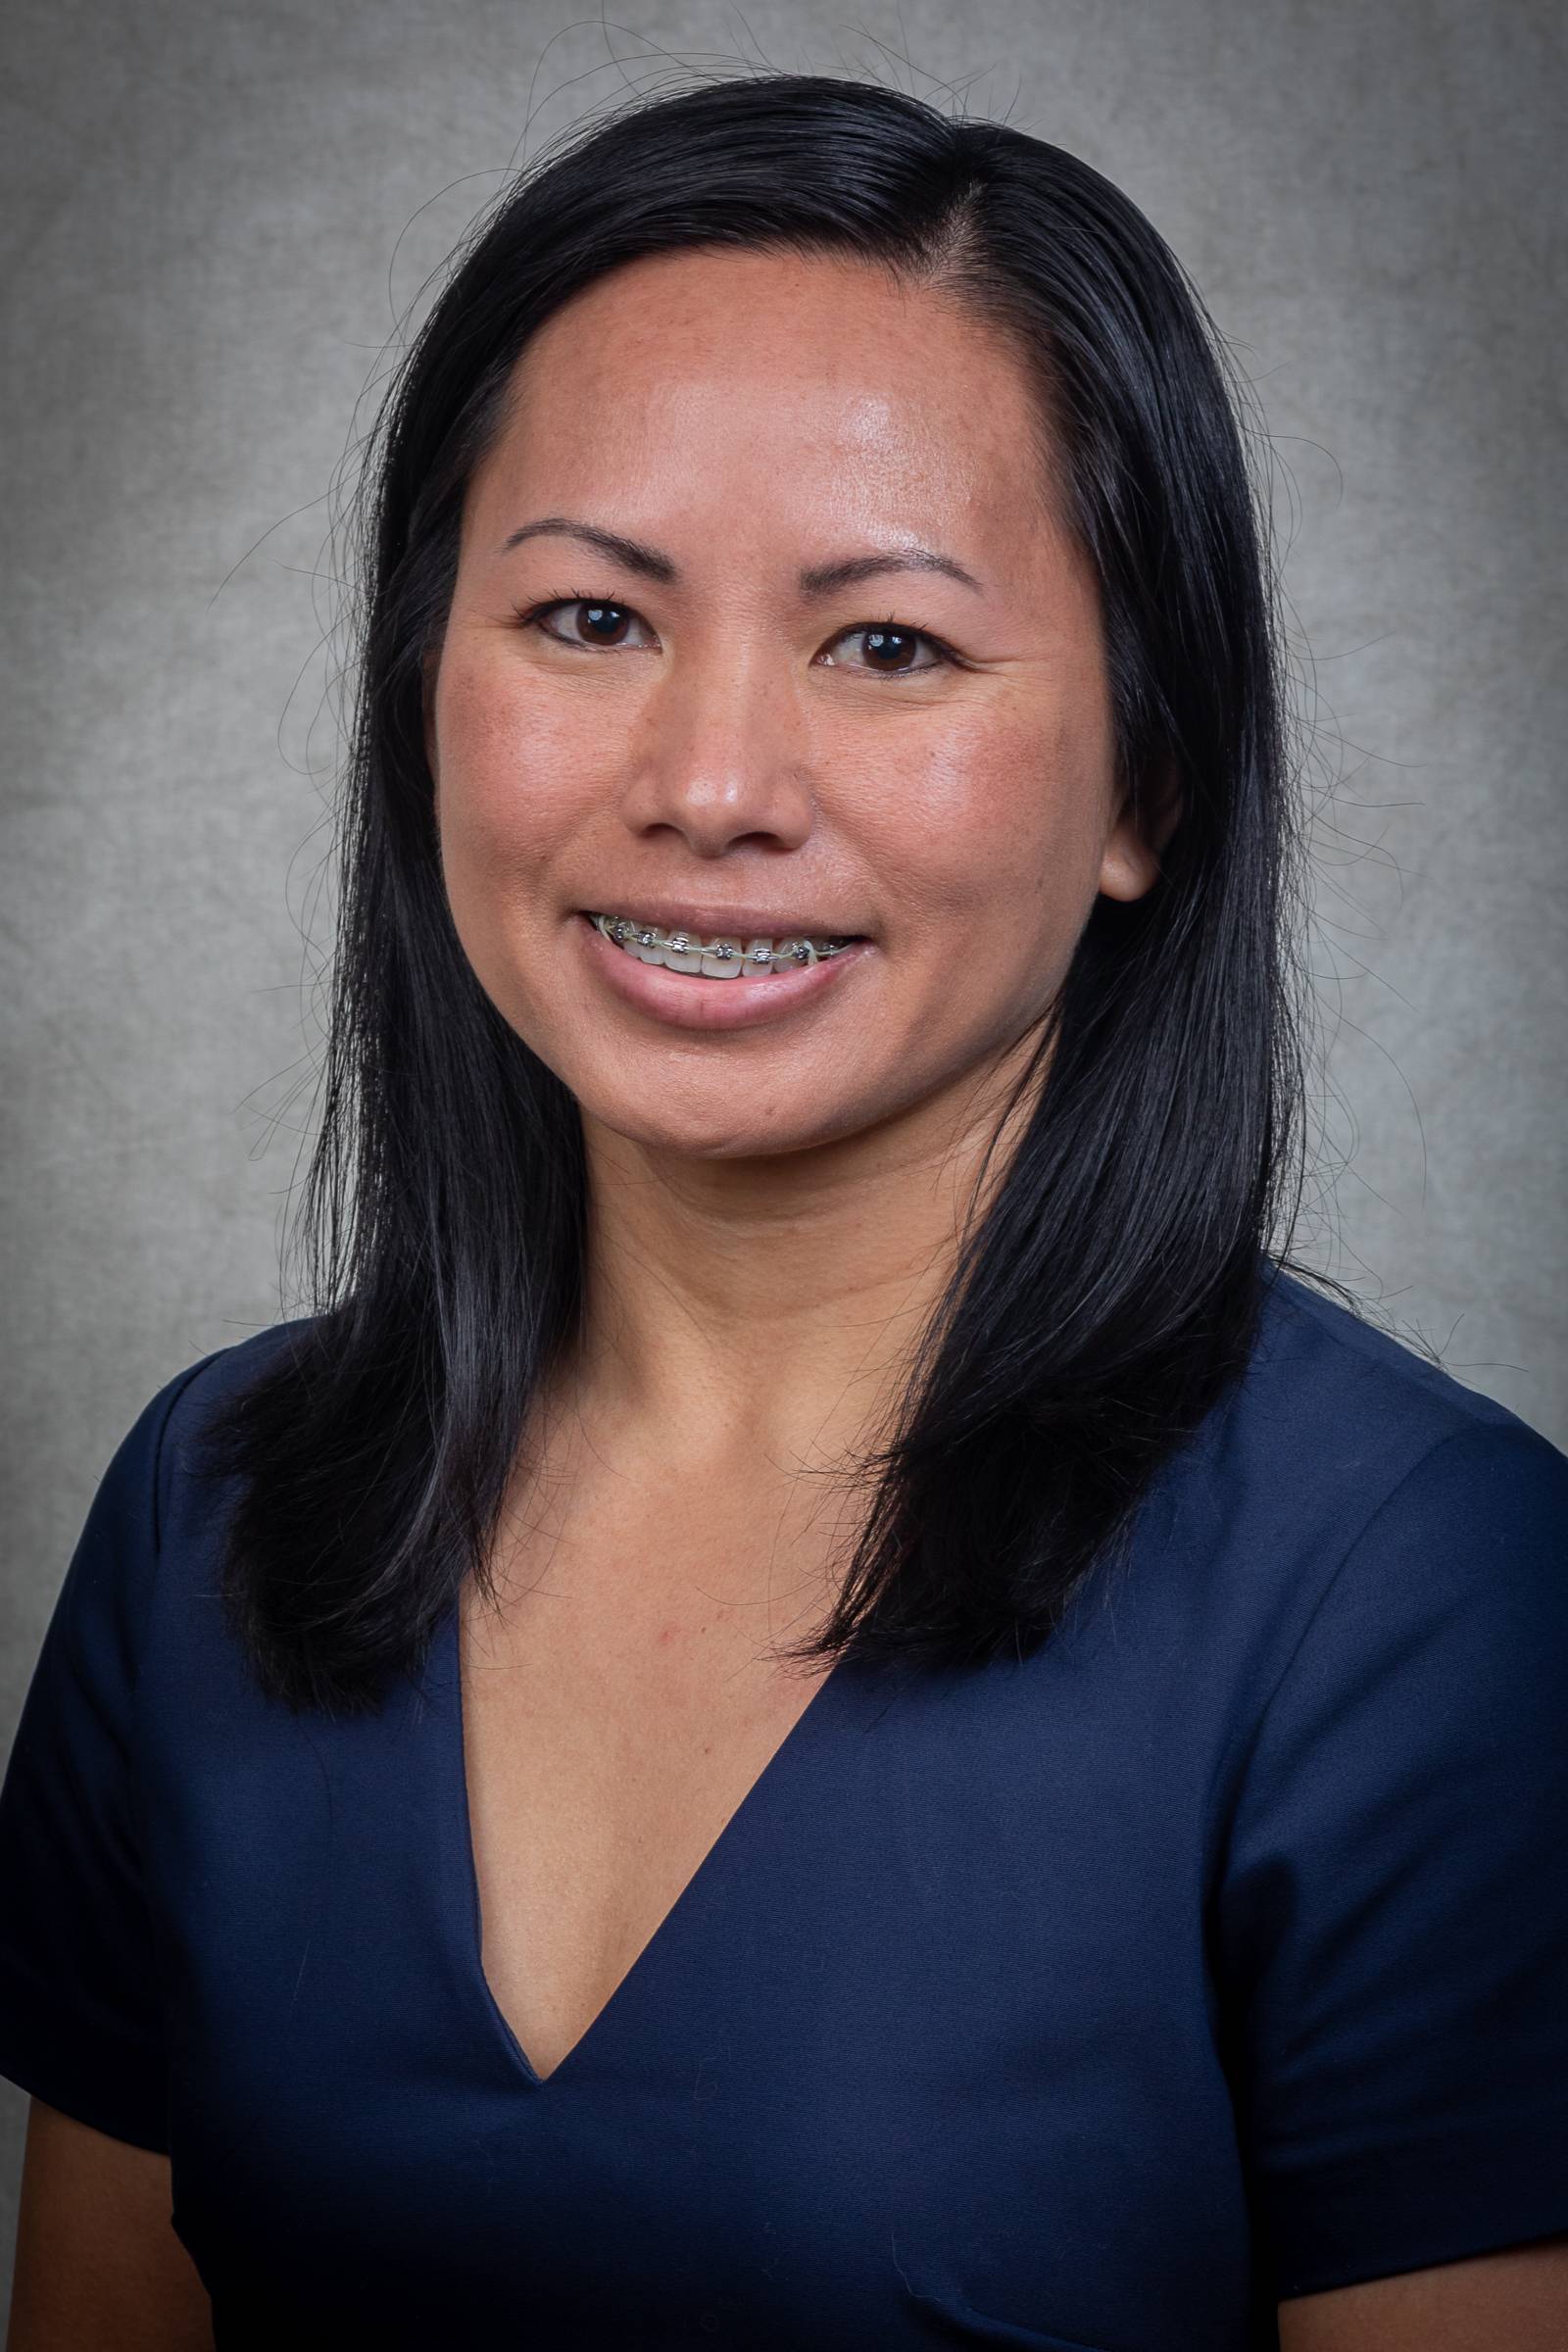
[195,70,1328,1717]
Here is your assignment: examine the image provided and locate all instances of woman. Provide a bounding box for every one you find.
[1,70,1564,2352]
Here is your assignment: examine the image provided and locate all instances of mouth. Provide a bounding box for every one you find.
[574,907,871,1035]
[584,909,865,980]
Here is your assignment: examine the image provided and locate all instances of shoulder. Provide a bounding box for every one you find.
[1188,1261,1567,1568]
[46,1317,326,1674]
[1103,1266,1568,1744]
[1248,1259,1554,1464]
[157,1312,322,1443]
[153,1312,321,1467]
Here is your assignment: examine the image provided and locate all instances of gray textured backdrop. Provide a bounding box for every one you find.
[2,0,1564,2285]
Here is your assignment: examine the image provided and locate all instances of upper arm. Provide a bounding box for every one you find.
[1216,1421,1568,2300]
[6,2098,213,2352]
[1277,2232,1568,2349]
[0,1369,225,2345]
[0,1372,203,2150]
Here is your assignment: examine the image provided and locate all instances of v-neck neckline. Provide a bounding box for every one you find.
[440,1597,855,2091]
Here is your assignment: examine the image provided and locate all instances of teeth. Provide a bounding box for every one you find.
[593,913,851,977]
[658,930,703,974]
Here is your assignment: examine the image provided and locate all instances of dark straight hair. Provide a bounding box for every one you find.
[196,70,1325,1718]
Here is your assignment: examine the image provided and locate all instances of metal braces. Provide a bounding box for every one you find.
[595,914,854,967]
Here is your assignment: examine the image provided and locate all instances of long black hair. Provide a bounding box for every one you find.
[195,70,1325,1718]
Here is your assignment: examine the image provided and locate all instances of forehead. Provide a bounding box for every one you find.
[466,245,1059,556]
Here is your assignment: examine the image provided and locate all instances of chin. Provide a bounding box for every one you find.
[595,1105,827,1161]
[579,1076,871,1163]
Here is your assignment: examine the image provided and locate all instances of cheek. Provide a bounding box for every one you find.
[427,654,610,1053]
[856,699,1114,952]
[431,641,602,884]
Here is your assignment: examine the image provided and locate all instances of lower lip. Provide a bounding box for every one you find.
[574,914,872,1032]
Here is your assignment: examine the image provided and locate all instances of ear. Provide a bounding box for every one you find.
[1097,759,1182,904]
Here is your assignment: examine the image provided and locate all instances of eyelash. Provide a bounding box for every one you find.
[514,593,963,675]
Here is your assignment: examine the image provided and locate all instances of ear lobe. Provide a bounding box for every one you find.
[1098,760,1182,904]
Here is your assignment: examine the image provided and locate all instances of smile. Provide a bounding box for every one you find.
[588,911,860,979]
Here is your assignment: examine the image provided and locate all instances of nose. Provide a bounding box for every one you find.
[614,638,815,859]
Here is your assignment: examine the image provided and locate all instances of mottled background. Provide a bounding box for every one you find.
[2,0,1564,2288]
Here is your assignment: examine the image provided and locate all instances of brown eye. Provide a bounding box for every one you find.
[820,623,948,675]
[569,602,631,644]
[860,627,920,670]
[523,598,656,650]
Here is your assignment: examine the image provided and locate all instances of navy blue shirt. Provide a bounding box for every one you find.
[2,1265,1566,2349]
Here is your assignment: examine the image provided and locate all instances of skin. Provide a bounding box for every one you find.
[8,2103,213,2348]
[11,245,1562,2347]
[421,244,1568,2344]
[429,244,1168,1484]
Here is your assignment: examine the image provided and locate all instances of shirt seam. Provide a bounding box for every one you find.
[136,1347,236,1674]
[1200,1419,1539,1903]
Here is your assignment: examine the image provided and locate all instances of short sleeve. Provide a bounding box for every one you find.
[0,1356,218,2152]
[1214,1419,1568,2299]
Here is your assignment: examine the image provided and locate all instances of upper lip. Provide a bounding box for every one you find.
[581,901,866,940]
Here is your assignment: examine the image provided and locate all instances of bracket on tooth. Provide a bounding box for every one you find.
[594,914,853,967]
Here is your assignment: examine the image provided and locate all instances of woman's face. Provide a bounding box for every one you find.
[428,245,1163,1161]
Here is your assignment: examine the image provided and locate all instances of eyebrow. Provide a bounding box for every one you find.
[498,516,984,597]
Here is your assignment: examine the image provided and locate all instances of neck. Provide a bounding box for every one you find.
[560,1048,1040,1480]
